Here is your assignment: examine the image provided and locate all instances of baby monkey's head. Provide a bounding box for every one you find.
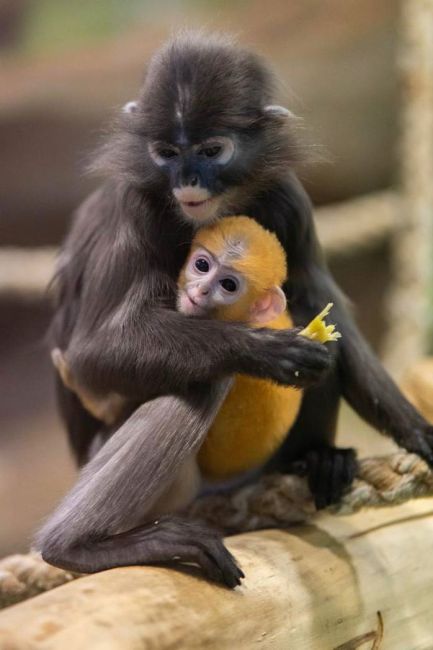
[177,216,287,325]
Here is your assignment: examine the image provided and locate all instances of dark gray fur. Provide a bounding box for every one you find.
[35,31,433,587]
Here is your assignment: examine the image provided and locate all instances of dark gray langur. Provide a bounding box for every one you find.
[35,32,433,588]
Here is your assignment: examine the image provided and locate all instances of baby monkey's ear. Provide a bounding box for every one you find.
[249,287,287,325]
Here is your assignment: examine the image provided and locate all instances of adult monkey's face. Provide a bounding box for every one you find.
[148,134,236,224]
[105,33,299,226]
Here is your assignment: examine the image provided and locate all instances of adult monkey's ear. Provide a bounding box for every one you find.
[249,286,287,325]
[122,100,139,114]
[263,105,295,120]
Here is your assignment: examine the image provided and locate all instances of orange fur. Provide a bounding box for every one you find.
[179,216,302,480]
[198,310,302,478]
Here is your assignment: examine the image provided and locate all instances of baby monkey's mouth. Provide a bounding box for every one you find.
[178,289,209,317]
[187,293,199,306]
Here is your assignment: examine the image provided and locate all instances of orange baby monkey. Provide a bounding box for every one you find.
[178,216,303,479]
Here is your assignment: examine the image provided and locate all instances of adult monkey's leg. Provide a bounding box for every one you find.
[270,369,358,509]
[56,378,105,466]
[35,380,244,588]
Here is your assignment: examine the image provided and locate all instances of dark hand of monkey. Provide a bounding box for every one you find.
[393,425,433,467]
[287,446,358,509]
[304,447,358,509]
[237,327,332,388]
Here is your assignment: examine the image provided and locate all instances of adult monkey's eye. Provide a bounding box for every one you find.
[148,143,179,166]
[195,258,210,273]
[158,147,178,159]
[200,145,222,158]
[196,137,235,164]
[220,277,238,293]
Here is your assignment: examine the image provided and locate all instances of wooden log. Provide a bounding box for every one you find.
[0,499,432,649]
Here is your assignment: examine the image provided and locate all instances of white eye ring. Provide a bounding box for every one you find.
[148,143,180,167]
[195,137,235,165]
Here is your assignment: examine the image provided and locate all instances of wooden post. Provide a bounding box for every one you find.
[0,501,433,648]
[384,0,433,376]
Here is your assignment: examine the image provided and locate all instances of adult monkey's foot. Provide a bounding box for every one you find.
[41,516,244,590]
[139,516,245,588]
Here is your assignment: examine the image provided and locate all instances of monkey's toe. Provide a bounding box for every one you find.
[194,534,244,588]
[156,516,244,588]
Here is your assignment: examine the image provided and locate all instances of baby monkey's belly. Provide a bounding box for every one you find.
[198,313,302,479]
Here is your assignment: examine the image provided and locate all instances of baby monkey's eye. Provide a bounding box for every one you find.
[195,258,210,273]
[220,277,238,293]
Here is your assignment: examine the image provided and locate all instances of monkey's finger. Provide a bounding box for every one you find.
[402,428,433,466]
[329,451,346,505]
[179,545,232,586]
[195,537,244,588]
[274,361,331,388]
[341,448,358,488]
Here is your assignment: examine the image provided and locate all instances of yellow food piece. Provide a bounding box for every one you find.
[300,302,341,343]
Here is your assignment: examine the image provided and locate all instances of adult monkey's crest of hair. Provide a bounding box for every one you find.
[90,30,303,193]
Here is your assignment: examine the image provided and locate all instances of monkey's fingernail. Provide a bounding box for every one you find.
[295,370,300,377]
[154,520,159,525]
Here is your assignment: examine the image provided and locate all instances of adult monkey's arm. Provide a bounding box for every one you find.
[299,254,433,467]
[58,185,330,400]
[256,175,433,508]
[336,305,433,464]
[67,307,330,398]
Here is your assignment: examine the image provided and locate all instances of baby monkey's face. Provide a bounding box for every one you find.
[177,247,246,317]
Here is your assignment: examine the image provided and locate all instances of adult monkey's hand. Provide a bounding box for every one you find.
[237,327,331,388]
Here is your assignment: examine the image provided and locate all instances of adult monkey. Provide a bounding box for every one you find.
[36,32,433,588]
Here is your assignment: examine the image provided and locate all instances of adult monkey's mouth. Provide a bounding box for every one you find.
[181,198,213,209]
[177,194,221,224]
[173,186,211,204]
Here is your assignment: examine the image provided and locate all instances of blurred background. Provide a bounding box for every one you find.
[0,0,431,556]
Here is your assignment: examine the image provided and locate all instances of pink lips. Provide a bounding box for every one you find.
[182,199,209,208]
